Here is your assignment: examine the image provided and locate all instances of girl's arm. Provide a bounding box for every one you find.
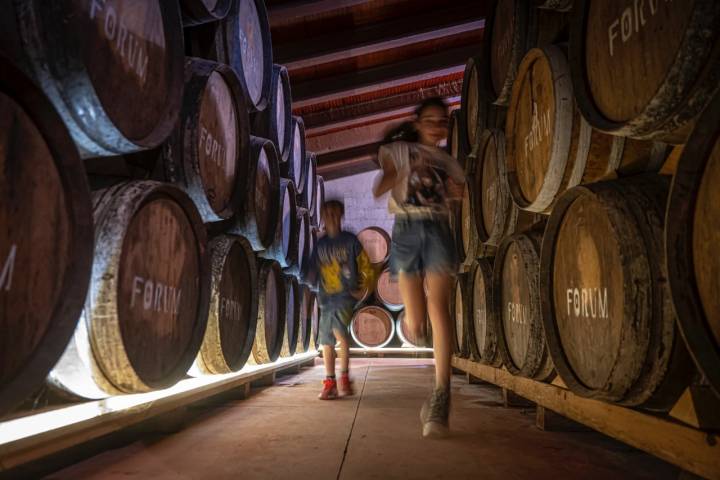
[372,147,398,197]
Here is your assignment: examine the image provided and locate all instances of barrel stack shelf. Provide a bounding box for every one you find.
[448,1,720,479]
[0,0,327,471]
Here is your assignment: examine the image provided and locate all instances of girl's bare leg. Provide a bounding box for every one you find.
[424,271,453,390]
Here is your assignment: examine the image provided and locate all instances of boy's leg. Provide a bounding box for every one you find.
[318,306,339,400]
[424,271,453,390]
[334,330,350,374]
[322,344,336,377]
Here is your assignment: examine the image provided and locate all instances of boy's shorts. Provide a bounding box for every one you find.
[390,216,458,276]
[318,300,354,347]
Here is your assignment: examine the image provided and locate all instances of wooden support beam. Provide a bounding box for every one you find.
[250,372,276,388]
[317,155,379,181]
[452,357,720,480]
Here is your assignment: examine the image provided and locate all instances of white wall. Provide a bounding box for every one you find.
[324,169,394,236]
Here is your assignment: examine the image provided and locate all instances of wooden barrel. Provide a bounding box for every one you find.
[304,151,318,214]
[531,0,572,10]
[205,0,272,112]
[376,268,403,311]
[296,284,312,353]
[285,208,311,278]
[570,0,720,143]
[357,227,391,267]
[194,235,257,374]
[49,181,210,398]
[312,176,325,228]
[480,0,568,107]
[493,229,554,381]
[459,180,482,264]
[161,58,250,223]
[250,260,286,364]
[259,179,299,268]
[309,291,320,350]
[541,176,693,409]
[285,117,307,195]
[280,275,301,357]
[351,306,396,349]
[470,129,515,247]
[666,91,720,398]
[505,46,667,214]
[453,274,470,358]
[231,136,280,250]
[180,0,232,26]
[447,109,467,166]
[253,65,293,162]
[396,311,432,348]
[15,0,185,157]
[0,59,93,415]
[467,259,502,366]
[460,57,493,153]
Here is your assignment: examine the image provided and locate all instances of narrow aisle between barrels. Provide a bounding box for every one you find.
[46,359,677,480]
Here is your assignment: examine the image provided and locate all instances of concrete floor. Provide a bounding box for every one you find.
[48,359,676,480]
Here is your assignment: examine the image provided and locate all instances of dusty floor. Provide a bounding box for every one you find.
[47,358,676,480]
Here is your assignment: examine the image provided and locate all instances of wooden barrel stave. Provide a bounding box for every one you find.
[194,235,257,375]
[251,260,286,364]
[161,58,250,223]
[468,259,502,366]
[666,89,720,399]
[230,136,280,251]
[312,176,325,228]
[453,274,471,358]
[493,229,554,381]
[309,291,320,350]
[0,60,93,414]
[15,0,185,157]
[280,275,301,357]
[541,176,693,409]
[259,178,299,268]
[569,0,720,143]
[351,306,396,349]
[253,65,293,162]
[50,181,210,397]
[285,117,307,195]
[180,0,232,26]
[304,151,318,215]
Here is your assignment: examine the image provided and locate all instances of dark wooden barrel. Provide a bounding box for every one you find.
[467,259,502,366]
[253,65,293,162]
[396,311,432,348]
[49,181,210,398]
[194,235,257,374]
[305,151,318,214]
[180,0,232,26]
[666,90,720,398]
[231,136,280,250]
[493,229,554,381]
[312,176,325,228]
[296,284,312,353]
[471,129,514,247]
[285,208,311,278]
[161,58,250,223]
[15,0,184,157]
[570,0,720,144]
[460,180,480,264]
[505,46,667,214]
[199,0,272,112]
[0,59,93,415]
[376,269,403,312]
[309,291,320,350]
[453,274,471,358]
[251,260,286,364]
[285,116,307,195]
[480,0,568,107]
[259,179,299,268]
[460,56,493,153]
[531,0,572,10]
[541,176,693,409]
[357,227,391,267]
[280,275,301,357]
[351,306,396,349]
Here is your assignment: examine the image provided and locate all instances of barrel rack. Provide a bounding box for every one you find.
[0,352,317,472]
[452,357,720,480]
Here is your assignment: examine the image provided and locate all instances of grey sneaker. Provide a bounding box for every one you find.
[420,387,450,438]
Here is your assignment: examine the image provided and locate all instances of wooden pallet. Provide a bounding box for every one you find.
[452,357,720,480]
[0,353,317,471]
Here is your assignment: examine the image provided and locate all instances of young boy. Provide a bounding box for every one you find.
[306,200,376,399]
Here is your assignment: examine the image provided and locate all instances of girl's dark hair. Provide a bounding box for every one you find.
[381,96,449,145]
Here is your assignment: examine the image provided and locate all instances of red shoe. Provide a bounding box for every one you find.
[318,378,338,400]
[338,373,354,397]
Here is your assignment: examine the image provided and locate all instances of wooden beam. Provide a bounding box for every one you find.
[452,357,720,480]
[276,7,484,64]
[317,156,379,181]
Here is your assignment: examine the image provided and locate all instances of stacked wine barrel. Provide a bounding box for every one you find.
[452,0,720,409]
[0,0,323,416]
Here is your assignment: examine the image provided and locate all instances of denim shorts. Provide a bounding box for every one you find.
[318,300,354,346]
[390,216,458,276]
